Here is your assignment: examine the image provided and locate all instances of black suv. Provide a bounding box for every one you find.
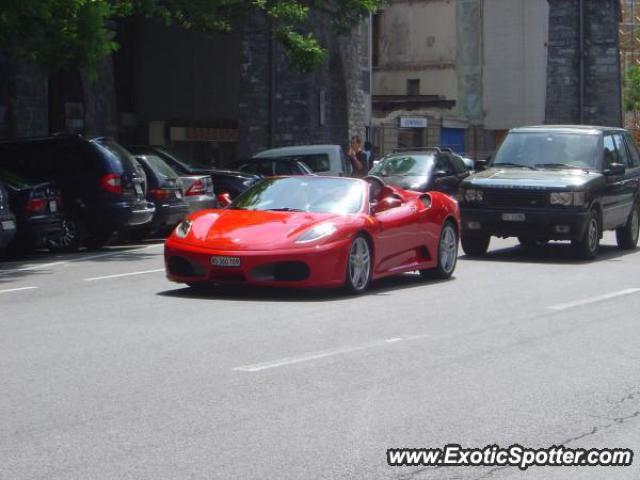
[0,136,155,251]
[459,126,640,259]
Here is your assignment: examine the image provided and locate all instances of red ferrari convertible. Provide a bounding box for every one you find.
[164,176,460,293]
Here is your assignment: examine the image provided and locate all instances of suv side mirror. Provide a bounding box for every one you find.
[474,160,488,171]
[604,163,626,177]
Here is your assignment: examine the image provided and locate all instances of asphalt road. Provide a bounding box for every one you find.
[1,234,640,480]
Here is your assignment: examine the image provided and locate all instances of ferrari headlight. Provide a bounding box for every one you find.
[550,192,586,207]
[296,222,338,244]
[464,189,484,202]
[175,219,192,239]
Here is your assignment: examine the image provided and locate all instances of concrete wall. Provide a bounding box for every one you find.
[483,0,549,130]
[373,0,458,109]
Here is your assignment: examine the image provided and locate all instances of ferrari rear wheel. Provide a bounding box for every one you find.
[345,235,372,294]
[421,221,458,279]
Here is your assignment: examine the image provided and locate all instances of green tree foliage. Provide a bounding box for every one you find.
[624,65,640,113]
[0,0,384,73]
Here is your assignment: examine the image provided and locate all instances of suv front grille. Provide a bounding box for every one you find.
[484,189,549,208]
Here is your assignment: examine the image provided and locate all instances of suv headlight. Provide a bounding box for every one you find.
[175,219,193,239]
[463,189,484,203]
[296,222,337,244]
[550,192,586,207]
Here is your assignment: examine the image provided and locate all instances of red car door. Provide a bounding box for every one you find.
[371,199,420,274]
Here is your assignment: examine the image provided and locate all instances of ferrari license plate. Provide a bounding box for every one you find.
[502,213,526,222]
[211,256,241,268]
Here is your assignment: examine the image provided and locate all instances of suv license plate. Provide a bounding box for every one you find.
[49,201,57,212]
[1,220,15,230]
[211,256,241,268]
[502,213,526,222]
[134,184,144,195]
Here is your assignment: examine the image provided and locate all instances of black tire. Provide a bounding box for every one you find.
[616,202,640,250]
[572,209,600,260]
[518,237,548,248]
[344,235,372,294]
[461,235,490,257]
[49,214,86,253]
[421,221,458,279]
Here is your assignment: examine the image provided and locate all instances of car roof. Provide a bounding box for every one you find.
[511,125,627,135]
[254,145,341,158]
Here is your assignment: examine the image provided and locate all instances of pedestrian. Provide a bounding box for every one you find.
[364,141,374,170]
[347,136,368,177]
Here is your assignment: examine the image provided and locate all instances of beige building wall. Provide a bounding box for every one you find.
[482,0,549,130]
[373,0,458,112]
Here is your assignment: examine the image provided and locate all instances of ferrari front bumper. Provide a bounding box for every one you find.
[164,237,352,288]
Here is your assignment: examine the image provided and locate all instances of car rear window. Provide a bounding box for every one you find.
[143,155,179,178]
[266,154,331,173]
[93,140,139,173]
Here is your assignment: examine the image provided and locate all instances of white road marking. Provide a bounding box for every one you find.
[233,337,406,372]
[548,288,640,311]
[84,269,165,282]
[0,244,164,276]
[0,286,38,294]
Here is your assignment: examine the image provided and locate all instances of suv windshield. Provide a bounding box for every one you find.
[231,177,364,214]
[493,132,600,170]
[370,155,434,176]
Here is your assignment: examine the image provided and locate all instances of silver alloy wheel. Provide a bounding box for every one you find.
[348,237,371,291]
[439,224,458,274]
[632,207,639,243]
[587,217,598,253]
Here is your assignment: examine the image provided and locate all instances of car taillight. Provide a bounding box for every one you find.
[100,173,123,195]
[25,198,46,213]
[186,180,206,196]
[217,192,232,207]
[149,188,172,200]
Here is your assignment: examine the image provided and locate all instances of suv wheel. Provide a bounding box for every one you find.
[572,210,600,260]
[461,235,490,257]
[616,203,640,250]
[49,214,86,253]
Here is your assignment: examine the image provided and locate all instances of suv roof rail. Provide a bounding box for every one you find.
[51,132,83,138]
[391,146,442,154]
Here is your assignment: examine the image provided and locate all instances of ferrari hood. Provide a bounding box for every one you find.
[185,209,344,250]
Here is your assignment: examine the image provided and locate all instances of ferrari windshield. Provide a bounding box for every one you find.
[230,177,364,214]
[370,155,434,176]
[493,132,600,170]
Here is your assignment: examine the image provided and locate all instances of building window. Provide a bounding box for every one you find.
[407,79,420,96]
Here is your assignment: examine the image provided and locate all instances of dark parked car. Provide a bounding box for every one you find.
[132,155,190,236]
[0,169,64,253]
[0,135,155,251]
[126,146,260,206]
[369,148,470,196]
[238,157,314,176]
[459,125,640,259]
[0,181,17,252]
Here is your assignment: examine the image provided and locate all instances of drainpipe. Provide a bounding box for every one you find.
[579,0,585,124]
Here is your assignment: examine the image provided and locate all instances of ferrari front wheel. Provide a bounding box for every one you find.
[345,235,372,294]
[421,221,458,279]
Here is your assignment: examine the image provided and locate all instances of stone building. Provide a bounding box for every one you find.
[0,13,371,168]
[371,0,622,159]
